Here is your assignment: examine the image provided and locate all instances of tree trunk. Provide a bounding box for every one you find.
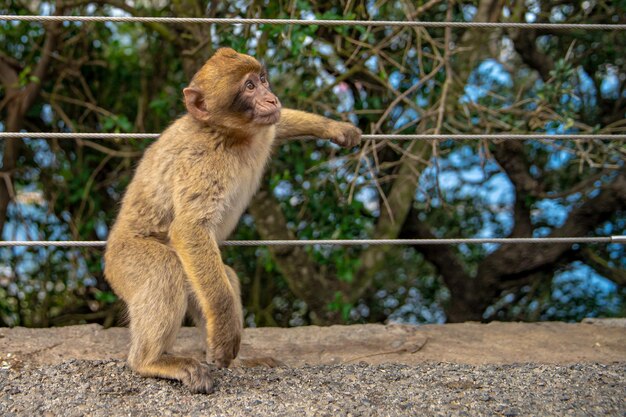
[0,17,61,237]
[248,185,344,323]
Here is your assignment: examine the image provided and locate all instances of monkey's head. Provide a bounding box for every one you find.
[183,48,282,130]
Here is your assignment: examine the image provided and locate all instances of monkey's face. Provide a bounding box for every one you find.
[231,70,282,126]
[183,48,282,129]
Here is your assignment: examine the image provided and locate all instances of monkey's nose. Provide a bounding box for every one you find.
[266,97,278,105]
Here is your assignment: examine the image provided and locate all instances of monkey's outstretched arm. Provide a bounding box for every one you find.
[276,108,361,148]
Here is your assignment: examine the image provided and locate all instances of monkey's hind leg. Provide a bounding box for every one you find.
[106,236,214,394]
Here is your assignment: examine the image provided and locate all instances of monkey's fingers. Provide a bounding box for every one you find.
[330,124,362,148]
[209,327,242,368]
[212,336,241,368]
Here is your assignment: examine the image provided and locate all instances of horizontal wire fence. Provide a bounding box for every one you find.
[2,15,624,248]
[2,132,626,141]
[1,237,625,247]
[1,15,626,30]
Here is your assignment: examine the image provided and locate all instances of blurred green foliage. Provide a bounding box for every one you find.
[0,0,624,327]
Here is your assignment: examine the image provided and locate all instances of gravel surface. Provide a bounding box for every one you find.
[1,360,624,416]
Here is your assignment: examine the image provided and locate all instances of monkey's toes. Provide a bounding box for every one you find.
[182,362,215,394]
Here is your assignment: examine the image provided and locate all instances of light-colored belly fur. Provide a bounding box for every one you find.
[215,126,275,241]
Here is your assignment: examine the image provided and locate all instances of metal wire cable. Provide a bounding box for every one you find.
[1,236,624,247]
[2,132,626,141]
[2,19,623,250]
[1,15,625,30]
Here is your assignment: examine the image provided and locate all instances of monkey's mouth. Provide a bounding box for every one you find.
[255,110,281,125]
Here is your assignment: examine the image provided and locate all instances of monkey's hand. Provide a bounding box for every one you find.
[327,121,362,148]
[207,298,243,368]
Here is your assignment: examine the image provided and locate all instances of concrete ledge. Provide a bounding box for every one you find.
[1,319,624,370]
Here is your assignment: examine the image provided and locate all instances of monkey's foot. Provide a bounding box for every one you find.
[131,356,215,394]
[181,362,215,394]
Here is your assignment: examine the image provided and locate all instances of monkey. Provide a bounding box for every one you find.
[104,48,361,394]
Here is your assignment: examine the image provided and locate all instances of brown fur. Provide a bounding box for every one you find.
[104,48,361,393]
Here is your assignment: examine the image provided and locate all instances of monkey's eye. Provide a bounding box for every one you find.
[246,80,255,90]
[260,74,267,83]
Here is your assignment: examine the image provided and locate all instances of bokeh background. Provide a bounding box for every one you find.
[0,0,624,328]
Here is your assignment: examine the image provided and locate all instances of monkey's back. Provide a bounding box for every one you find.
[109,122,181,238]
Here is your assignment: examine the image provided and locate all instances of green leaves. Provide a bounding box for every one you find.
[2,0,624,328]
[101,115,133,132]
[94,290,117,304]
[17,66,40,87]
[328,291,353,321]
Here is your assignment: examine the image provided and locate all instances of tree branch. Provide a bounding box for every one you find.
[457,0,505,75]
[491,140,541,237]
[480,172,626,284]
[400,207,472,293]
[61,0,178,43]
[350,140,431,302]
[579,248,626,287]
[492,141,543,197]
[21,21,62,113]
[0,55,20,88]
[0,3,63,239]
[509,29,554,81]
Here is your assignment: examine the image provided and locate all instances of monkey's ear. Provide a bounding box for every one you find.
[183,87,210,121]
